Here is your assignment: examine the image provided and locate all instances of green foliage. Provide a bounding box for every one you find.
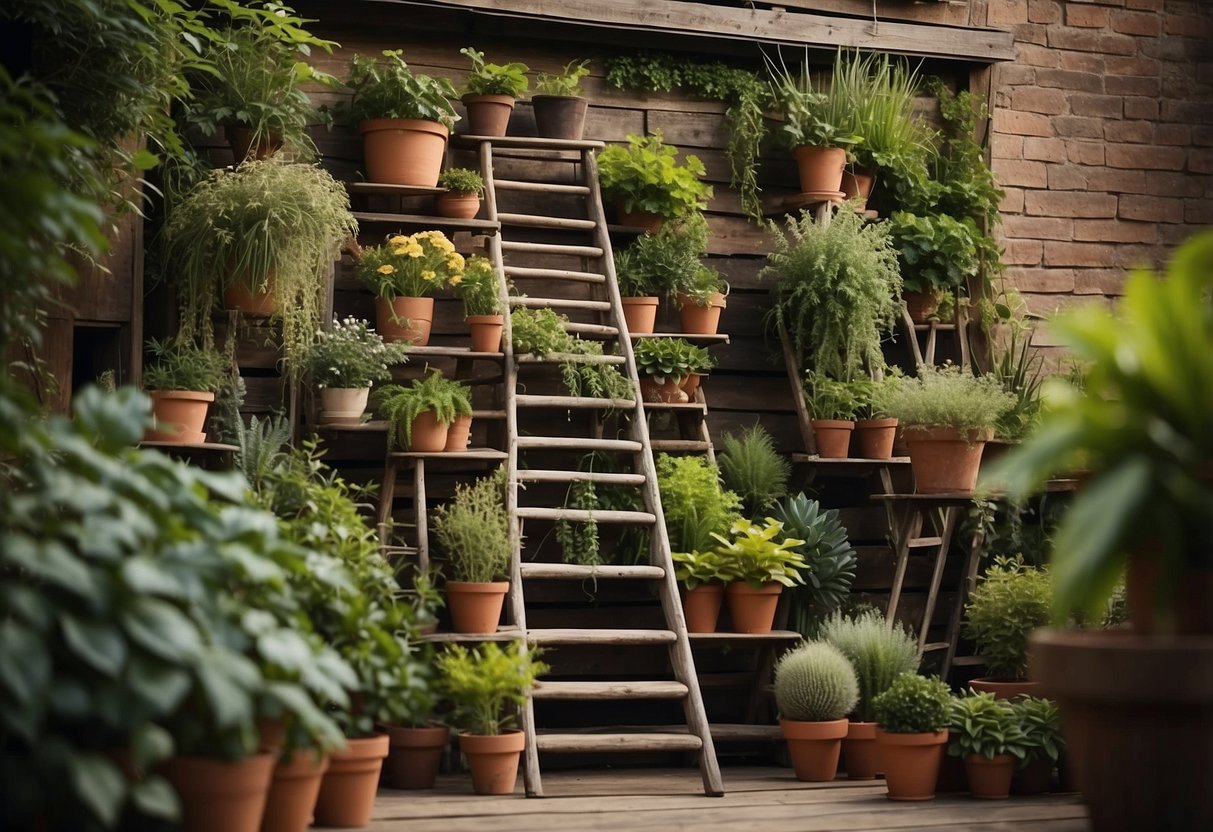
[438,167,485,195]
[342,50,460,128]
[1012,696,1064,765]
[820,609,919,723]
[718,425,791,519]
[885,365,1015,432]
[555,453,649,568]
[985,297,1045,441]
[858,371,904,421]
[948,691,1026,761]
[872,672,952,734]
[832,50,934,179]
[509,307,569,356]
[656,453,743,556]
[535,60,591,97]
[763,207,902,381]
[963,556,1052,681]
[672,548,732,590]
[508,308,633,401]
[453,255,502,316]
[431,471,511,583]
[712,518,808,588]
[438,642,547,736]
[804,372,862,422]
[357,230,464,299]
[765,48,862,150]
[614,212,710,298]
[143,336,229,393]
[304,317,409,389]
[376,372,472,449]
[234,413,292,494]
[408,564,446,634]
[773,495,858,637]
[598,132,713,220]
[633,337,704,383]
[459,47,529,98]
[680,266,729,307]
[887,211,982,295]
[774,641,860,722]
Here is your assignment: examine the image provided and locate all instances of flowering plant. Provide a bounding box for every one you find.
[304,317,410,388]
[357,230,465,298]
[453,255,501,316]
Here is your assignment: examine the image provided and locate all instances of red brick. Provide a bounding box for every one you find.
[1125,0,1163,10]
[1118,195,1184,223]
[1027,0,1061,24]
[1111,10,1161,36]
[1165,14,1210,38]
[1016,43,1061,68]
[1070,93,1123,118]
[992,133,1025,159]
[1058,51,1107,73]
[1002,267,1076,293]
[1195,127,1213,147]
[993,109,1055,137]
[1000,187,1026,213]
[1190,150,1213,175]
[1066,6,1109,28]
[1105,56,1161,77]
[1048,29,1105,52]
[1099,34,1139,56]
[1067,140,1105,165]
[1049,164,1090,190]
[1122,98,1159,121]
[1035,68,1104,93]
[1043,241,1119,267]
[1155,124,1192,146]
[1086,167,1148,194]
[1014,22,1049,46]
[1072,219,1158,243]
[1161,100,1213,125]
[1106,144,1186,171]
[1025,190,1118,218]
[1103,121,1153,143]
[1011,87,1069,115]
[995,64,1037,86]
[1005,238,1044,266]
[1003,214,1074,240]
[1143,172,1206,198]
[1023,136,1067,162]
[995,159,1049,188]
[988,0,1029,26]
[1074,269,1130,296]
[1115,244,1166,270]
[1052,115,1104,138]
[1157,224,1197,246]
[1104,75,1161,96]
[1186,199,1213,224]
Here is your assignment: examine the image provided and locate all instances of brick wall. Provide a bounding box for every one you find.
[986,0,1212,349]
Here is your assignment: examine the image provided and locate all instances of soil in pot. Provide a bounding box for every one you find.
[792,146,847,194]
[376,295,434,346]
[161,753,275,832]
[382,724,450,790]
[639,376,688,404]
[406,411,450,453]
[965,753,1016,799]
[462,94,515,137]
[677,292,726,335]
[145,390,214,444]
[724,582,782,634]
[459,730,525,795]
[841,721,880,780]
[683,583,724,633]
[467,314,504,353]
[261,749,329,832]
[812,419,855,459]
[360,118,449,187]
[443,413,473,452]
[313,734,390,829]
[446,580,509,633]
[620,296,659,334]
[781,718,848,782]
[855,418,898,460]
[224,276,276,316]
[903,426,993,493]
[532,95,588,140]
[435,192,481,219]
[903,291,940,324]
[969,678,1039,700]
[875,729,948,801]
[319,387,370,427]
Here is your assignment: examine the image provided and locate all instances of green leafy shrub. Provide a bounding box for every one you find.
[672,548,732,590]
[887,211,981,296]
[656,453,743,556]
[453,255,502,317]
[833,49,933,179]
[872,672,953,733]
[438,167,485,195]
[948,691,1026,761]
[598,132,713,220]
[438,641,547,735]
[460,47,529,98]
[342,50,459,128]
[1012,696,1064,765]
[535,60,591,96]
[508,308,633,401]
[358,230,464,299]
[804,372,863,421]
[718,425,790,519]
[773,495,857,635]
[820,609,919,723]
[712,518,808,587]
[144,336,229,393]
[431,471,511,583]
[376,372,472,448]
[884,365,1015,432]
[303,316,409,388]
[679,266,729,307]
[633,337,702,383]
[963,555,1052,681]
[614,212,710,298]
[766,47,861,150]
[774,641,860,722]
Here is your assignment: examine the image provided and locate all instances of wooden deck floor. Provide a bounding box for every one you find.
[347,767,1090,832]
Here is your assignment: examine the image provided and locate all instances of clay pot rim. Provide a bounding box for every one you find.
[620,295,660,305]
[359,117,450,137]
[875,729,949,746]
[811,418,856,431]
[438,190,482,200]
[685,582,725,594]
[383,723,451,747]
[856,417,898,429]
[148,389,216,402]
[333,733,390,759]
[902,425,995,443]
[446,580,510,593]
[466,314,505,324]
[780,717,850,740]
[531,94,586,102]
[458,728,526,753]
[676,292,728,310]
[792,144,848,159]
[461,93,517,107]
[846,720,878,739]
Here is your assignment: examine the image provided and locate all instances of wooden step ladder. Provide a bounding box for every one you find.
[460,134,723,798]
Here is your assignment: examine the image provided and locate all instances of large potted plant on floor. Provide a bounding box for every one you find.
[304,316,409,426]
[431,471,512,634]
[713,518,807,634]
[459,47,528,137]
[438,642,548,795]
[532,59,591,140]
[435,167,485,219]
[963,555,1051,699]
[872,672,953,801]
[143,336,229,443]
[598,131,713,232]
[771,494,857,637]
[948,691,1026,800]
[377,371,472,453]
[774,641,860,781]
[820,609,920,780]
[453,254,504,354]
[358,230,464,346]
[804,371,861,459]
[982,232,1213,832]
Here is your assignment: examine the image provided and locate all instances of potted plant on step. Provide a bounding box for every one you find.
[680,342,715,397]
[614,211,711,333]
[887,211,980,324]
[143,336,229,444]
[854,373,901,460]
[771,495,858,637]
[713,518,807,634]
[675,266,729,335]
[532,59,591,139]
[377,371,472,453]
[774,641,860,781]
[358,230,465,346]
[343,50,459,186]
[671,548,732,633]
[598,131,713,231]
[872,672,953,801]
[1010,696,1063,796]
[436,167,485,219]
[453,255,504,354]
[431,471,511,633]
[963,555,1051,699]
[804,371,861,459]
[459,47,528,137]
[948,691,1026,800]
[634,336,701,403]
[304,316,409,426]
[381,669,448,791]
[438,642,548,795]
[820,609,920,780]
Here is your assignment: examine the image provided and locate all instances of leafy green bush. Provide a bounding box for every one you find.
[459,47,528,98]
[948,691,1026,761]
[804,372,863,422]
[303,317,409,389]
[656,453,743,556]
[672,548,732,590]
[872,672,953,733]
[438,167,485,195]
[884,365,1015,432]
[438,642,547,736]
[1012,696,1064,765]
[963,555,1052,681]
[358,230,464,299]
[143,336,229,393]
[712,518,808,587]
[598,132,713,220]
[774,641,860,722]
[342,50,459,127]
[766,47,861,150]
[614,211,710,298]
[535,59,591,97]
[453,256,502,317]
[376,372,472,448]
[431,471,511,583]
[718,425,790,519]
[887,211,981,296]
[508,308,633,401]
[820,609,919,723]
[773,495,857,636]
[633,337,702,383]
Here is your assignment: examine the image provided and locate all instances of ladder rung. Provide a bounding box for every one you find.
[951,655,986,667]
[532,680,688,700]
[563,321,620,337]
[504,266,606,284]
[515,395,635,410]
[536,732,702,753]
[528,628,676,645]
[516,469,647,486]
[516,507,656,524]
[509,296,612,312]
[909,536,945,548]
[650,439,712,452]
[516,436,642,452]
[471,409,507,419]
[493,179,591,195]
[516,351,624,365]
[501,241,603,258]
[498,213,597,231]
[519,563,665,580]
[921,641,951,653]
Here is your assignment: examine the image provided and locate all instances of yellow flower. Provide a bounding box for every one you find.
[434,237,456,254]
[421,270,437,281]
[388,235,408,246]
[377,264,395,275]
[446,253,466,271]
[392,247,408,257]
[448,275,463,286]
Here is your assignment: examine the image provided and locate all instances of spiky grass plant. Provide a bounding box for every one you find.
[774,641,859,722]
[718,425,791,519]
[820,609,920,722]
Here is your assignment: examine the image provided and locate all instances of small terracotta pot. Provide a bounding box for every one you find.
[855,418,898,460]
[319,387,370,427]
[376,295,434,346]
[532,95,588,140]
[224,277,276,316]
[360,118,449,187]
[812,419,855,459]
[227,125,282,164]
[406,410,449,453]
[792,145,847,194]
[903,426,993,493]
[446,580,509,633]
[1012,757,1055,795]
[683,583,724,633]
[620,296,659,334]
[382,724,450,790]
[969,678,1039,700]
[459,730,525,795]
[841,168,876,202]
[842,721,880,780]
[639,376,688,404]
[261,749,329,832]
[313,735,389,829]
[724,581,782,634]
[146,390,214,444]
[467,314,504,353]
[965,753,1016,799]
[444,413,473,452]
[617,208,664,233]
[680,373,704,396]
[903,291,940,324]
[161,753,275,832]
[875,729,948,801]
[462,94,515,137]
[677,292,726,335]
[436,192,481,219]
[781,718,848,781]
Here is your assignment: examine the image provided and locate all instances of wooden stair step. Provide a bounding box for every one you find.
[516,351,624,365]
[688,630,803,643]
[563,321,620,337]
[515,394,635,410]
[628,331,730,344]
[645,401,707,413]
[951,655,986,667]
[498,212,597,231]
[532,680,688,700]
[509,296,612,312]
[519,563,664,580]
[909,536,945,548]
[493,179,590,195]
[921,641,951,653]
[516,436,642,452]
[501,240,603,257]
[516,507,656,524]
[387,448,508,461]
[536,732,702,753]
[459,134,605,150]
[504,266,606,284]
[399,345,504,360]
[516,469,647,486]
[350,211,499,233]
[528,628,677,645]
[649,439,712,452]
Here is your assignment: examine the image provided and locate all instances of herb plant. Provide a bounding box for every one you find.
[342,50,459,128]
[656,453,743,556]
[1012,696,1064,765]
[144,336,229,393]
[613,211,710,298]
[453,255,502,316]
[437,167,485,195]
[438,642,547,736]
[820,609,920,723]
[885,365,1015,433]
[598,132,713,220]
[459,48,529,98]
[963,555,1052,681]
[431,471,511,583]
[508,308,633,401]
[774,641,860,722]
[773,495,858,636]
[712,518,808,588]
[766,47,861,150]
[633,337,702,383]
[948,691,1026,761]
[804,372,863,422]
[872,673,953,734]
[718,425,791,519]
[832,50,933,180]
[303,316,409,389]
[376,372,473,449]
[535,59,591,96]
[887,211,981,297]
[358,231,465,299]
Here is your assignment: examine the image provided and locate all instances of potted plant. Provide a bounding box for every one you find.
[437,642,548,795]
[357,230,465,346]
[303,316,409,426]
[431,471,511,633]
[948,691,1026,800]
[679,342,715,397]
[597,131,713,231]
[453,254,504,354]
[854,373,901,460]
[712,518,807,634]
[886,211,981,323]
[381,648,448,792]
[1011,696,1063,796]
[872,672,953,801]
[614,212,710,333]
[884,365,1015,493]
[376,371,472,452]
[633,336,701,403]
[671,548,731,633]
[435,167,485,219]
[459,47,528,137]
[717,425,791,520]
[676,266,729,335]
[343,50,459,186]
[820,609,920,780]
[532,59,591,140]
[774,641,860,781]
[963,555,1051,699]
[771,495,858,636]
[143,336,229,444]
[804,372,861,459]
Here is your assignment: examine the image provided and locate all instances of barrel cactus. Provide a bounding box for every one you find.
[774,641,859,722]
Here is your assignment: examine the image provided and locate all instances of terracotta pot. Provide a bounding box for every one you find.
[620,296,659,334]
[1030,628,1213,832]
[443,413,472,452]
[969,678,1039,700]
[724,581,782,634]
[680,373,704,396]
[875,729,948,801]
[855,418,898,460]
[313,735,389,829]
[318,387,370,427]
[467,313,504,353]
[145,390,214,444]
[811,419,855,459]
[903,426,993,493]
[446,580,509,634]
[683,583,724,633]
[459,730,525,795]
[258,720,287,753]
[792,145,847,194]
[965,753,1015,799]
[227,125,282,164]
[903,291,940,324]
[462,94,515,137]
[224,278,276,316]
[406,410,449,453]
[360,118,449,187]
[780,718,848,782]
[382,724,449,790]
[677,292,726,335]
[842,721,880,780]
[261,749,329,832]
[161,753,275,832]
[1012,757,1055,795]
[375,295,434,346]
[532,95,588,140]
[435,192,481,219]
[617,208,664,234]
[639,375,688,404]
[841,167,876,202]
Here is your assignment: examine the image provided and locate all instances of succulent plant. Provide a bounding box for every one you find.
[871,672,953,734]
[774,641,859,722]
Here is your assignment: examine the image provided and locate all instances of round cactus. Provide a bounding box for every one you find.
[774,641,859,722]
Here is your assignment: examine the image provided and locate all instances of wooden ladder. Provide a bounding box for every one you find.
[459,134,724,798]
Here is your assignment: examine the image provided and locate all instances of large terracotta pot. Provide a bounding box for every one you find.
[161,753,275,832]
[459,730,525,795]
[724,581,782,634]
[903,291,940,324]
[683,583,724,634]
[467,314,504,353]
[875,729,948,801]
[225,277,276,316]
[639,375,688,404]
[227,125,282,164]
[616,208,663,234]
[620,296,659,334]
[812,419,854,459]
[406,410,449,453]
[382,724,450,790]
[841,168,876,204]
[313,735,389,829]
[375,295,434,346]
[360,118,449,187]
[677,292,726,335]
[462,94,515,137]
[965,753,1016,799]
[841,721,880,780]
[969,678,1039,700]
[903,426,993,493]
[146,390,214,444]
[781,718,848,782]
[792,145,847,194]
[318,387,370,427]
[435,192,481,219]
[446,580,509,634]
[855,418,898,460]
[532,95,588,140]
[261,749,329,832]
[443,413,472,452]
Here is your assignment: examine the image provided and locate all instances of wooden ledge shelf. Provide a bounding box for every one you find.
[644,401,708,413]
[792,454,911,465]
[688,630,802,643]
[398,345,505,361]
[388,448,508,461]
[452,134,605,150]
[352,211,500,234]
[140,440,239,453]
[628,331,730,345]
[418,626,523,644]
[320,411,505,433]
[345,182,443,197]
